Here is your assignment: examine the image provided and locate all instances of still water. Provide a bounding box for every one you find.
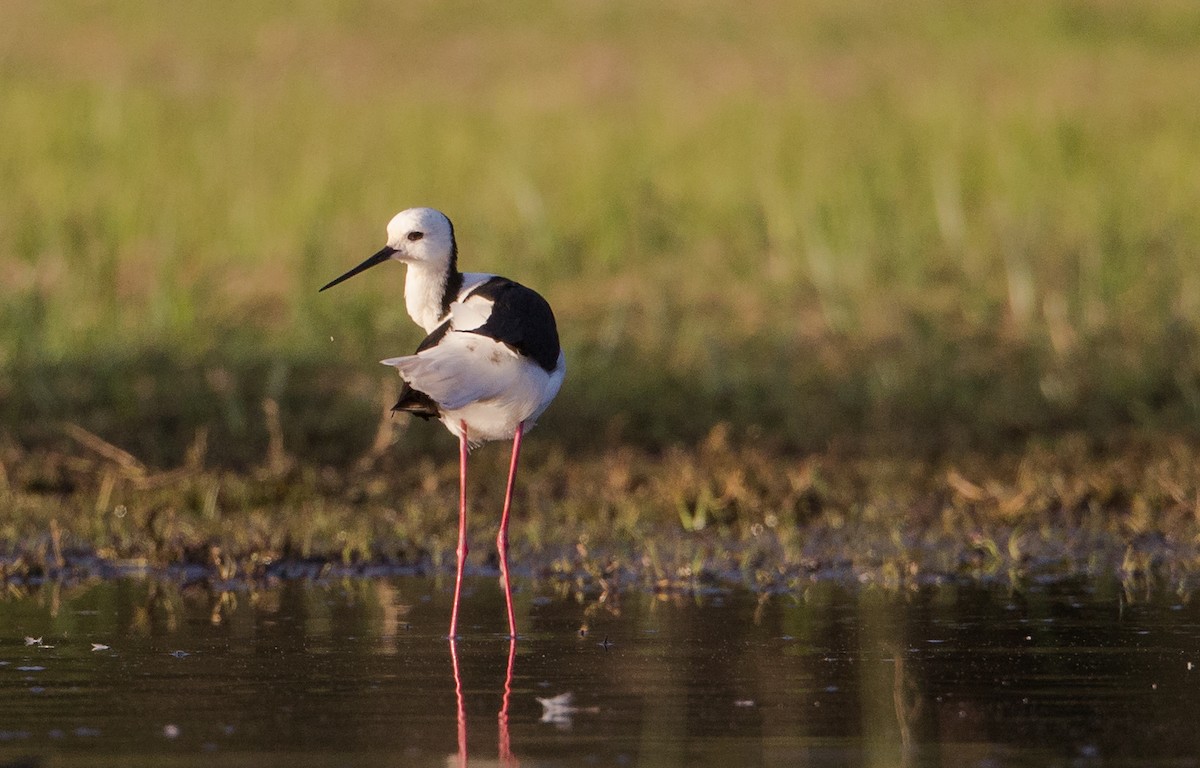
[1,575,1198,767]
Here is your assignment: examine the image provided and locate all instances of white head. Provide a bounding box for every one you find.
[384,207,457,269]
[319,207,458,292]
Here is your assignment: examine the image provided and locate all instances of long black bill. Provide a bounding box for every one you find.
[318,246,397,292]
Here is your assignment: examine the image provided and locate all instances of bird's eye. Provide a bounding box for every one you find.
[407,231,424,242]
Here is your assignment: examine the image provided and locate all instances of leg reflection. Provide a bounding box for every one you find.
[450,638,468,768]
[499,637,518,765]
[448,637,521,767]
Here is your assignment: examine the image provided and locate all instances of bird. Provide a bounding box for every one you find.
[320,207,565,638]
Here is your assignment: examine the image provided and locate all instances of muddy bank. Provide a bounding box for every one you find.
[5,426,1200,594]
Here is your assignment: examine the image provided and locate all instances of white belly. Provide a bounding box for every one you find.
[383,338,565,446]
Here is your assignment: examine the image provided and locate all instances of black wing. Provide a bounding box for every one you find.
[414,318,451,353]
[464,277,561,372]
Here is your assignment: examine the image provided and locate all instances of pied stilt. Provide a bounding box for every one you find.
[320,207,565,638]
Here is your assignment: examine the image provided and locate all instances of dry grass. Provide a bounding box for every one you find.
[5,418,1200,594]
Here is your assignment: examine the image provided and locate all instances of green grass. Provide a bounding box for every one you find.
[4,1,1200,408]
[5,0,1200,585]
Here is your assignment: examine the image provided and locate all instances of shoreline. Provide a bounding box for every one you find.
[6,427,1199,593]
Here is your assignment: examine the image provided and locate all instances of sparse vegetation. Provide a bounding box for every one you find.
[4,0,1200,589]
[6,422,1200,593]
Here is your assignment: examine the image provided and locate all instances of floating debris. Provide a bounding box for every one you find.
[23,637,40,646]
[734,699,756,707]
[169,650,191,658]
[91,643,110,652]
[537,692,576,728]
[536,692,600,729]
[163,724,181,739]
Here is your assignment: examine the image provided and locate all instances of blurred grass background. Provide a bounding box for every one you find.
[4,0,1200,468]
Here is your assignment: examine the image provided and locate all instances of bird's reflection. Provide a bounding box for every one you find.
[448,637,519,767]
[498,637,517,763]
[450,639,467,768]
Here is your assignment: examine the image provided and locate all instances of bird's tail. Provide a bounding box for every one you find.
[392,381,439,420]
[381,356,441,420]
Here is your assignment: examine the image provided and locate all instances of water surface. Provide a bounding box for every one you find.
[1,576,1198,767]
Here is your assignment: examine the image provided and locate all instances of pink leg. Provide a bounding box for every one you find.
[497,422,524,638]
[449,422,469,639]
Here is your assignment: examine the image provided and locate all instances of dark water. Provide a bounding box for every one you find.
[1,576,1199,767]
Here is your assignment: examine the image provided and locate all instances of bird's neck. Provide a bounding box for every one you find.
[404,262,463,333]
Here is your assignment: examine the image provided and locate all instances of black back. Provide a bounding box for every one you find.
[464,277,561,372]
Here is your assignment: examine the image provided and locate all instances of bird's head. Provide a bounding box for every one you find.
[319,207,457,292]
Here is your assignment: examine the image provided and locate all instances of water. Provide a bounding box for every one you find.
[1,576,1199,767]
